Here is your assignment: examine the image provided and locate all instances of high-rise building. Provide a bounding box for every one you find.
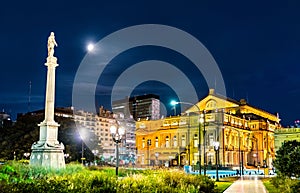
[130,94,160,121]
[113,94,160,121]
[112,97,132,118]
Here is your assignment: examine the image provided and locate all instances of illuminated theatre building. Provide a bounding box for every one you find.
[135,89,280,169]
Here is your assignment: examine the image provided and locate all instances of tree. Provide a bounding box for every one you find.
[0,113,82,162]
[274,140,300,178]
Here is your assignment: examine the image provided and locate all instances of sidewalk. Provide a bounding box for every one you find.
[223,175,268,193]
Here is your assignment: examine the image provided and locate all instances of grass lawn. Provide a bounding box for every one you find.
[215,177,239,193]
[261,178,280,193]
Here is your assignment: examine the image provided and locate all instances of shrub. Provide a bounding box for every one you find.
[117,170,217,193]
[271,175,299,193]
[0,163,217,193]
[274,140,300,178]
[0,164,19,183]
[290,181,300,193]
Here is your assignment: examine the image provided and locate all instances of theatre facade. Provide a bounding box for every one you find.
[135,89,280,169]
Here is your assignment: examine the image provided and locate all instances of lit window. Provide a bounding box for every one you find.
[182,135,186,147]
[142,138,145,148]
[194,134,198,148]
[166,136,170,148]
[173,136,177,147]
[155,137,159,148]
[208,134,214,146]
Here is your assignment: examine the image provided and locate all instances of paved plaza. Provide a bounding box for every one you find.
[223,175,268,193]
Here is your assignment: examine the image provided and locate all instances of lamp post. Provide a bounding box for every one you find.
[201,112,206,175]
[214,141,220,181]
[229,127,242,176]
[92,149,99,165]
[155,152,159,167]
[82,140,84,165]
[199,113,205,175]
[171,100,202,174]
[64,153,69,163]
[252,136,259,174]
[192,160,195,171]
[110,123,125,176]
[24,152,30,159]
[147,139,151,167]
[79,132,86,166]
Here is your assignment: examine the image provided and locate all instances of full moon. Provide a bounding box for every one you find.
[87,43,94,52]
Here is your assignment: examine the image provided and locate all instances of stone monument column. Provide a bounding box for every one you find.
[30,32,65,169]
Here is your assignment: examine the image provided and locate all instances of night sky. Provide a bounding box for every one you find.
[1,1,300,126]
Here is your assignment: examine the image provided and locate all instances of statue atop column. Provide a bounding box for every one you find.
[47,32,58,57]
[30,32,65,169]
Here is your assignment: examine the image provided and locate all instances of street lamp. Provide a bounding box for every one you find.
[79,132,86,166]
[192,160,195,171]
[228,127,242,176]
[200,112,206,175]
[246,134,259,174]
[171,100,202,174]
[252,136,259,174]
[92,149,99,165]
[214,141,220,181]
[110,123,125,176]
[155,152,159,167]
[147,139,151,167]
[64,153,69,163]
[24,152,30,159]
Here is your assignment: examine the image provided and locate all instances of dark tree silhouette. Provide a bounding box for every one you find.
[274,140,300,178]
[0,112,101,163]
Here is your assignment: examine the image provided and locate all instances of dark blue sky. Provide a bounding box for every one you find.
[0,1,299,126]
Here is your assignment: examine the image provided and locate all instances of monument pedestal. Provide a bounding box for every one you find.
[30,146,65,168]
[30,121,65,168]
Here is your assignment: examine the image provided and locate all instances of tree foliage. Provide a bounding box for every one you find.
[274,140,300,178]
[0,113,99,163]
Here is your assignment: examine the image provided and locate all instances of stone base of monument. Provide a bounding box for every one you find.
[30,141,65,169]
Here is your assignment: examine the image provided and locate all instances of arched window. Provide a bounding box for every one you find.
[181,135,186,147]
[208,133,214,146]
[142,138,145,148]
[155,137,159,148]
[166,136,170,148]
[141,154,145,164]
[173,136,177,147]
[194,134,198,148]
[205,100,217,109]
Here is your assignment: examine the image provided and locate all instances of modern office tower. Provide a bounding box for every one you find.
[113,94,160,121]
